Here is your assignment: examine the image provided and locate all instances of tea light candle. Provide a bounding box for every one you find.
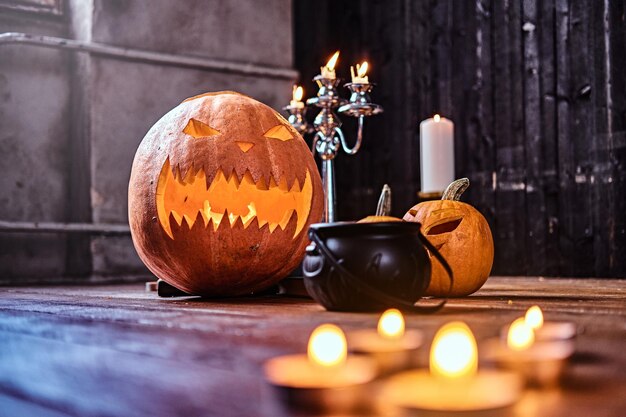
[419,114,455,195]
[348,309,422,374]
[320,51,340,80]
[524,305,577,341]
[350,61,369,84]
[383,321,522,412]
[486,317,575,387]
[289,85,304,109]
[264,324,377,399]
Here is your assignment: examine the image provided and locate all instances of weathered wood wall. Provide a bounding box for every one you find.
[294,0,626,277]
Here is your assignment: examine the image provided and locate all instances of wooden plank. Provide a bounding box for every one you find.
[434,0,453,115]
[457,0,497,232]
[492,0,528,274]
[449,0,469,186]
[556,0,596,276]
[0,280,625,417]
[522,0,548,274]
[538,0,561,275]
[591,0,626,277]
[0,393,74,417]
[0,330,275,417]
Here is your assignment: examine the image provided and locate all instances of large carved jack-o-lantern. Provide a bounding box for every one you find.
[129,91,324,296]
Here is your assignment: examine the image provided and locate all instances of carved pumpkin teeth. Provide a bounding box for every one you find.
[156,160,312,239]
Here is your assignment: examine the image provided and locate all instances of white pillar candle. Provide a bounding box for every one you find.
[419,114,455,194]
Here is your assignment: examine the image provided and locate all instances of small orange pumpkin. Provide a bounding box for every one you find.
[357,184,402,223]
[357,215,402,223]
[128,91,324,296]
[403,179,493,296]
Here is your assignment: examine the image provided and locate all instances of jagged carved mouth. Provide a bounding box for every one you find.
[156,159,313,239]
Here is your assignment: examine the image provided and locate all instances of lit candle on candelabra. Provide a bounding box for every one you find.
[350,61,369,84]
[320,51,340,79]
[287,50,382,223]
[383,321,522,411]
[419,114,455,197]
[283,85,308,135]
[348,309,422,374]
[290,85,304,109]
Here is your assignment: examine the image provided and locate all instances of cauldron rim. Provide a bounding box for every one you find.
[308,221,422,239]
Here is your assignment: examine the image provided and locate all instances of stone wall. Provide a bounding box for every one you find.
[0,0,296,283]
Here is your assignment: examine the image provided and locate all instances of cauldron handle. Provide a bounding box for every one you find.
[308,230,447,313]
[416,229,455,298]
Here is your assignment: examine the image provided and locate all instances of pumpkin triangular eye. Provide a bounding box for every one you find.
[263,125,293,141]
[183,118,220,138]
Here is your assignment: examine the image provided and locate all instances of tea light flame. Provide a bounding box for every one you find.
[525,305,544,330]
[430,321,478,379]
[307,324,347,368]
[377,308,405,339]
[507,317,535,351]
[357,61,368,77]
[434,114,441,123]
[292,85,303,102]
[325,51,340,71]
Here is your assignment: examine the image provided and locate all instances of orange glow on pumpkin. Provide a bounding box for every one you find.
[156,159,313,239]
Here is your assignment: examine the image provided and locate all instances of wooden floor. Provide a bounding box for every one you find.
[0,277,625,417]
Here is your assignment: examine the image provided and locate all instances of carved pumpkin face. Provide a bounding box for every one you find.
[129,91,324,296]
[403,200,494,297]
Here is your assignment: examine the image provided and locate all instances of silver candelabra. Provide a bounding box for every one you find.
[284,75,383,222]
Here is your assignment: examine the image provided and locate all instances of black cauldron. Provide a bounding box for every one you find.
[302,222,453,312]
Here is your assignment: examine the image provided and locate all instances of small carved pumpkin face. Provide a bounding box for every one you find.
[404,200,494,297]
[129,92,324,296]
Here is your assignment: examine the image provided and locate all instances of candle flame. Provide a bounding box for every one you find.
[507,317,535,351]
[325,51,340,71]
[434,114,441,122]
[525,306,544,330]
[377,308,405,339]
[307,324,347,368]
[292,85,303,102]
[430,321,478,379]
[357,61,369,77]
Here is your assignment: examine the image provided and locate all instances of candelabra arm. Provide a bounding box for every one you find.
[312,131,323,155]
[338,115,365,155]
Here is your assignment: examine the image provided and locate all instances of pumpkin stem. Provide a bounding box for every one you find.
[375,184,392,216]
[442,178,470,201]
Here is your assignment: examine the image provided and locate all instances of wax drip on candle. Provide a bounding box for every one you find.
[350,61,369,84]
[293,85,303,101]
[307,324,347,368]
[321,51,340,79]
[430,321,478,379]
[290,85,304,108]
[377,308,405,339]
[507,317,535,351]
